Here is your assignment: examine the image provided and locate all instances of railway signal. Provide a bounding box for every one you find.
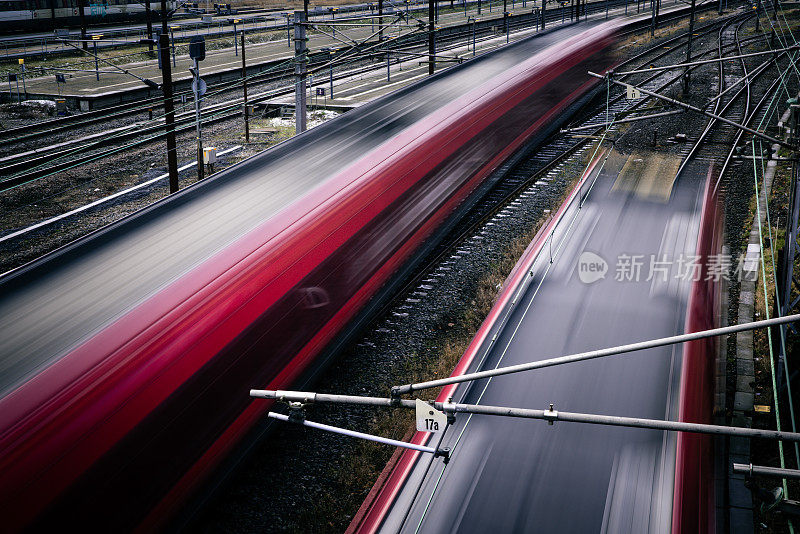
[54,73,66,96]
[17,59,26,101]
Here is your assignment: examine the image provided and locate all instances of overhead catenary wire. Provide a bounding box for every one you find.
[394,315,800,395]
[251,390,800,442]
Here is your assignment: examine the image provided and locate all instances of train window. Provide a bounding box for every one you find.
[1,1,29,9]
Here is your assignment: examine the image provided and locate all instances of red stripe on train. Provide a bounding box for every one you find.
[672,166,721,534]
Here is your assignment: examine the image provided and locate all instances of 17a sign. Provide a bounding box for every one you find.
[415,399,447,434]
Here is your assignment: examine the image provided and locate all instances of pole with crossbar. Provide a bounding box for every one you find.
[392,313,800,395]
[734,463,800,480]
[251,390,800,442]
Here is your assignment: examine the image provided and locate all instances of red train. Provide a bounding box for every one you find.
[0,21,620,531]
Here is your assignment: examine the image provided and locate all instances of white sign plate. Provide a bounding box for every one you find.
[626,84,641,100]
[415,399,447,434]
[192,77,207,97]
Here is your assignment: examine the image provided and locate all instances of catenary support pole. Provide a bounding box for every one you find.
[145,0,154,53]
[650,0,657,36]
[734,463,800,480]
[472,16,476,55]
[192,56,204,181]
[251,390,800,443]
[93,39,99,80]
[542,0,546,30]
[684,0,695,93]
[295,11,308,134]
[170,27,176,67]
[241,28,249,144]
[329,49,334,98]
[379,0,384,41]
[160,0,179,192]
[78,0,88,50]
[429,0,435,74]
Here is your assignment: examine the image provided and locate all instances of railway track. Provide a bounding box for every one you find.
[0,8,748,250]
[0,0,726,170]
[0,6,754,246]
[365,8,760,327]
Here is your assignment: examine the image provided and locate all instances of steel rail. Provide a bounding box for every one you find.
[674,16,749,179]
[560,109,684,131]
[347,14,747,331]
[0,3,735,150]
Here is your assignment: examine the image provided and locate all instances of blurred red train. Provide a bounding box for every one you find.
[0,21,620,531]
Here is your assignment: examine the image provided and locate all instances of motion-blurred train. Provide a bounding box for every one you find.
[0,19,623,532]
[0,0,179,32]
